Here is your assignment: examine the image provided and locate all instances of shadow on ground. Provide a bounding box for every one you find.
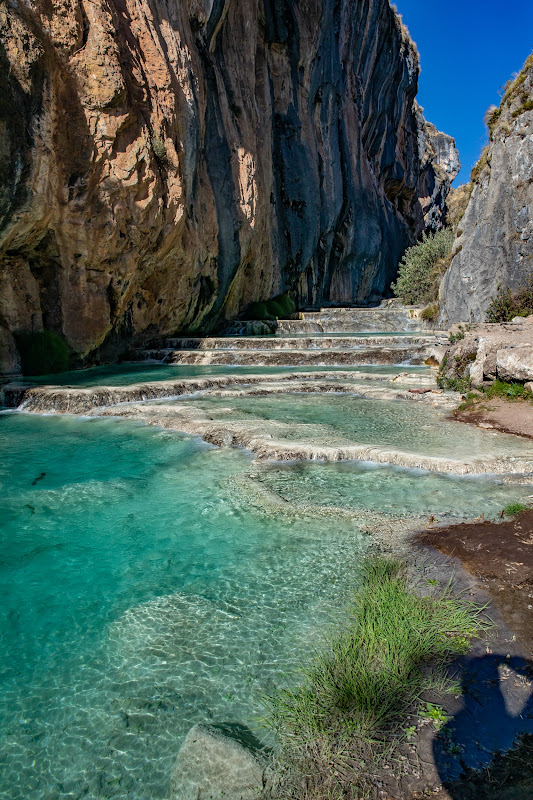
[435,654,533,799]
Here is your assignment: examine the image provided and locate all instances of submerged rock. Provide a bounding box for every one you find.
[171,724,270,800]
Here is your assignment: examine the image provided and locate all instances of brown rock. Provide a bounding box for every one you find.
[0,0,457,370]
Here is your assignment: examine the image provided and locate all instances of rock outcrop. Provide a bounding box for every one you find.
[0,0,457,371]
[440,54,533,324]
[439,316,533,387]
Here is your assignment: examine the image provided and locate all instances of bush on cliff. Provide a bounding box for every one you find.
[246,294,296,320]
[391,228,454,305]
[486,277,533,323]
[15,330,70,376]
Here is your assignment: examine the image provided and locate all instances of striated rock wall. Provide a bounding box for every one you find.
[0,0,456,371]
[440,54,533,324]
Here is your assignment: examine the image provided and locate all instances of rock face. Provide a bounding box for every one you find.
[439,317,533,387]
[0,0,457,370]
[440,55,533,324]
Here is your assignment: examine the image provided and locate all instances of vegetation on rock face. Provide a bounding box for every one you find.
[478,52,533,146]
[246,294,296,321]
[421,302,439,322]
[265,557,484,800]
[14,331,70,376]
[486,277,533,323]
[391,228,454,305]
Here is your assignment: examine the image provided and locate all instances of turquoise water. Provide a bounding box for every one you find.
[11,362,428,388]
[169,393,533,461]
[0,413,367,800]
[1,412,531,799]
[254,461,532,518]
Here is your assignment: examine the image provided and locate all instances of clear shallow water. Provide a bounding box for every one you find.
[172,393,533,461]
[0,413,367,800]
[1,412,532,800]
[11,362,428,388]
[254,461,532,519]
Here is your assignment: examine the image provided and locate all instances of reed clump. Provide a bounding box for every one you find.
[265,557,485,799]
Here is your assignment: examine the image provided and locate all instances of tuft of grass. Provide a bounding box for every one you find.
[264,557,486,799]
[421,302,439,323]
[503,502,529,517]
[14,330,70,376]
[512,99,533,118]
[485,380,533,401]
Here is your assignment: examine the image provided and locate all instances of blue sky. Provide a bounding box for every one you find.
[394,0,533,185]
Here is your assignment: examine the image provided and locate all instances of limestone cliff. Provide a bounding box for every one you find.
[440,54,533,324]
[0,0,456,372]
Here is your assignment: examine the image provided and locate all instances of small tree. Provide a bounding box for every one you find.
[486,276,533,323]
[391,228,454,305]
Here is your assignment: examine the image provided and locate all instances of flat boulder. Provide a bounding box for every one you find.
[171,724,270,800]
[496,345,533,382]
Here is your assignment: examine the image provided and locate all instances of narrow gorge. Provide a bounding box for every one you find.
[1,3,533,800]
[0,0,458,373]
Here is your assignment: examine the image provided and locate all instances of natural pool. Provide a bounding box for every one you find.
[1,411,532,799]
[169,392,533,462]
[10,361,428,388]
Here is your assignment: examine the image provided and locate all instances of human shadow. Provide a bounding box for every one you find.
[433,653,533,794]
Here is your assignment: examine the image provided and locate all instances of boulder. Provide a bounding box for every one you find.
[171,724,270,800]
[496,346,533,382]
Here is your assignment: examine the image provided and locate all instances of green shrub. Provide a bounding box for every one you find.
[266,294,296,318]
[264,557,485,799]
[421,303,439,323]
[391,228,454,305]
[246,294,296,320]
[15,330,70,376]
[151,135,168,164]
[448,324,467,344]
[246,301,274,321]
[486,276,533,323]
[437,374,471,393]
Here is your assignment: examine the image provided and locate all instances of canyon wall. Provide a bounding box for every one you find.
[0,0,457,372]
[440,54,533,324]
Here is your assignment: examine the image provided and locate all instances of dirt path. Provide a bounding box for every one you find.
[454,397,533,439]
[417,510,533,656]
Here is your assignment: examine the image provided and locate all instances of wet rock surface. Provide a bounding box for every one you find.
[171,724,271,800]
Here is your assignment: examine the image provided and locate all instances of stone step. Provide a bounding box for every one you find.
[162,334,441,352]
[139,345,435,367]
[277,308,430,334]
